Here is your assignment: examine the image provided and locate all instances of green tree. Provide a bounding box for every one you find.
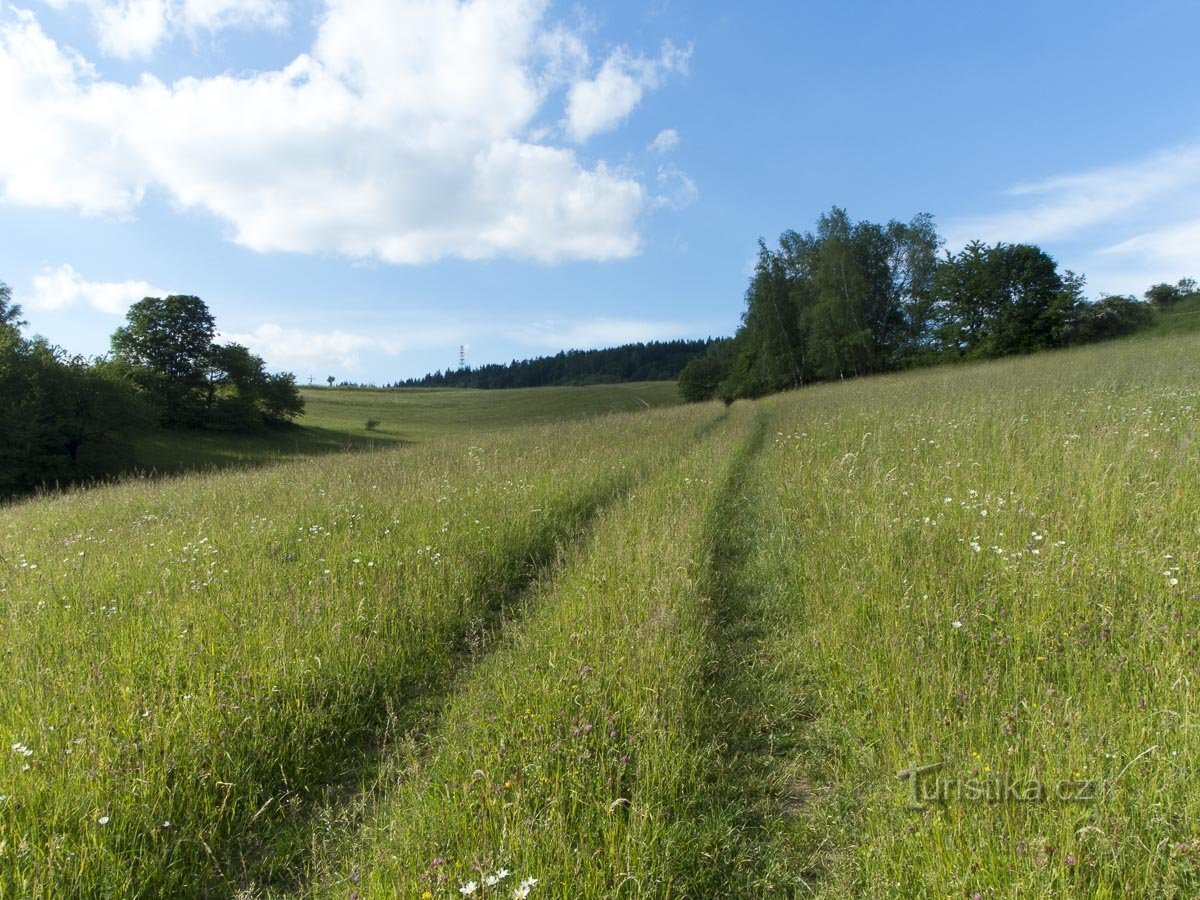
[206,343,305,430]
[677,340,733,402]
[1145,278,1198,307]
[111,296,216,426]
[0,281,24,331]
[0,301,144,493]
[933,242,1081,358]
[1070,295,1153,344]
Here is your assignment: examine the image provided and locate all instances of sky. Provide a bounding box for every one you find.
[1,0,1198,384]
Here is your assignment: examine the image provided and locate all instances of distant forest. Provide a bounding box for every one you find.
[395,339,716,389]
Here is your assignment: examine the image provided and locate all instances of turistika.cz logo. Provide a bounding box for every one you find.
[899,762,1098,808]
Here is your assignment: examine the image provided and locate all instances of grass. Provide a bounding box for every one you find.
[133,382,682,475]
[2,332,1199,897]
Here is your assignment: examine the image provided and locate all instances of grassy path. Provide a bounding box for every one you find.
[687,402,815,895]
[300,406,763,897]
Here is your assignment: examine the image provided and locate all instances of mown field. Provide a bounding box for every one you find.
[2,332,1198,898]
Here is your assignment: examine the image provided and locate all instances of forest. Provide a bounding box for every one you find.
[395,339,715,389]
[678,208,1195,402]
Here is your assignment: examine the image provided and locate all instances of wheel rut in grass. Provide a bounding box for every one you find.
[231,412,731,896]
[692,403,824,895]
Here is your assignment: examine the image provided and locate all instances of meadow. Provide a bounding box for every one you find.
[132,382,682,475]
[1,332,1197,897]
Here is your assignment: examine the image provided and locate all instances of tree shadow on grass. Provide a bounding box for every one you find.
[131,423,411,476]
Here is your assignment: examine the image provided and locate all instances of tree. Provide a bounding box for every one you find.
[1070,295,1153,344]
[932,242,1081,358]
[1146,278,1198,307]
[259,373,306,424]
[111,298,303,430]
[0,281,24,331]
[717,208,942,400]
[678,340,733,402]
[327,375,336,387]
[0,298,144,493]
[111,296,216,426]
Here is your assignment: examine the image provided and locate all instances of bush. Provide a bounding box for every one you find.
[1071,295,1154,344]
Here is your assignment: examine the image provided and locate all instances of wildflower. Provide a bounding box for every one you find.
[952,620,963,629]
[98,816,110,826]
[485,869,511,887]
[460,881,479,896]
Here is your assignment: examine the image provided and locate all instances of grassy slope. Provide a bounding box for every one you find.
[3,331,1199,897]
[746,330,1200,896]
[0,403,715,897]
[133,382,682,475]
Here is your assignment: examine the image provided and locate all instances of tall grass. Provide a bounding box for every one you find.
[750,332,1200,896]
[2,329,1197,898]
[0,405,716,897]
[305,405,776,898]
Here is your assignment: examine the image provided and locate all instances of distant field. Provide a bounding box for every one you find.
[133,381,681,474]
[3,334,1198,897]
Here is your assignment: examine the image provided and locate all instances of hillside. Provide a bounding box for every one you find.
[131,380,682,475]
[0,330,1197,896]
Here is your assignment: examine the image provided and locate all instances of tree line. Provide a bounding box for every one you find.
[1,289,304,495]
[396,339,715,389]
[679,207,1191,402]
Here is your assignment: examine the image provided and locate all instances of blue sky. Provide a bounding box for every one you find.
[1,0,1197,384]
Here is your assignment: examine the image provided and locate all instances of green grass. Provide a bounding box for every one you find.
[3,333,1199,897]
[133,382,682,475]
[1146,294,1200,337]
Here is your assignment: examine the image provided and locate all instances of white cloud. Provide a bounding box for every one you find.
[1099,219,1200,274]
[225,315,700,374]
[944,143,1200,249]
[565,40,689,142]
[942,141,1200,296]
[221,322,428,372]
[651,163,697,211]
[0,1,691,265]
[647,127,679,154]
[39,0,286,59]
[502,316,692,350]
[29,263,166,314]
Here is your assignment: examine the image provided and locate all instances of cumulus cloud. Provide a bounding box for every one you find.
[29,263,166,314]
[647,127,679,154]
[565,40,690,142]
[0,0,692,265]
[39,0,286,58]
